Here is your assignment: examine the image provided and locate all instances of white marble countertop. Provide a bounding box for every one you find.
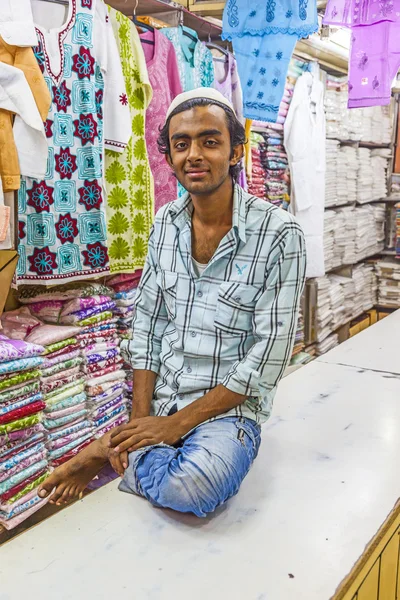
[1,315,400,600]
[317,309,400,375]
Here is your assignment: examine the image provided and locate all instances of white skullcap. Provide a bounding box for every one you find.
[166,87,236,120]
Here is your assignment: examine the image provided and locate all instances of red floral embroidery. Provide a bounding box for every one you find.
[119,93,128,106]
[73,114,98,145]
[95,89,103,120]
[78,180,102,211]
[28,247,58,275]
[44,119,53,138]
[72,46,95,80]
[52,81,72,113]
[81,0,92,7]
[55,148,77,180]
[55,214,79,244]
[27,181,54,212]
[83,242,108,269]
[18,221,26,240]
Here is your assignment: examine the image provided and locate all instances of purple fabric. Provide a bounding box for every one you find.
[61,301,116,324]
[348,21,400,108]
[61,295,112,316]
[0,334,44,363]
[323,0,400,27]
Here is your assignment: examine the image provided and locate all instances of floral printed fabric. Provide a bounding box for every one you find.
[0,414,42,436]
[0,335,44,363]
[0,356,43,377]
[105,9,153,274]
[140,28,182,212]
[19,282,114,304]
[17,0,131,285]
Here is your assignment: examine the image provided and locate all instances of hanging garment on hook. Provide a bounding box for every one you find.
[222,0,318,122]
[17,0,131,285]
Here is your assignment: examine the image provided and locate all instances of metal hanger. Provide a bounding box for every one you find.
[132,0,155,44]
[177,7,198,43]
[206,32,229,57]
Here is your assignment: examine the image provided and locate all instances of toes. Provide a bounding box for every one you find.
[50,482,67,505]
[60,486,73,505]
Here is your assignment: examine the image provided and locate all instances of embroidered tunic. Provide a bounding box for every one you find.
[17,0,131,284]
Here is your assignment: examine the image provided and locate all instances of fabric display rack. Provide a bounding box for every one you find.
[1,0,400,539]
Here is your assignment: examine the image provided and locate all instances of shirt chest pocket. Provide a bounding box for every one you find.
[156,270,178,320]
[214,282,260,334]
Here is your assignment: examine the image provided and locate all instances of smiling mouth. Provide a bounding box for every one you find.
[186,170,209,177]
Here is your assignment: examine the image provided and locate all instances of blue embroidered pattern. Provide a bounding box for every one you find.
[286,10,293,18]
[257,92,264,99]
[244,101,279,113]
[259,67,266,75]
[266,0,276,23]
[249,10,257,17]
[276,51,283,60]
[272,78,279,87]
[299,0,308,21]
[227,0,239,27]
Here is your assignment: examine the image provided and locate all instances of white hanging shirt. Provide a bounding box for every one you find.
[0,0,37,47]
[284,71,326,278]
[0,62,48,179]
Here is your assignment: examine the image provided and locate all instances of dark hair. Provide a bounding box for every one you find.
[157,98,246,182]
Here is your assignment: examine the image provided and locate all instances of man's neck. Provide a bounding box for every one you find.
[191,178,234,227]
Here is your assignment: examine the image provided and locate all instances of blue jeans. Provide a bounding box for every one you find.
[118,417,261,517]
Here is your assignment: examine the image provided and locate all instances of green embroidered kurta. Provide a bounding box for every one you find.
[106,9,153,273]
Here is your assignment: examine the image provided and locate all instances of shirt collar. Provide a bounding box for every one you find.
[169,184,247,244]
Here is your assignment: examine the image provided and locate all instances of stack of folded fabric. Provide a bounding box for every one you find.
[315,276,333,344]
[316,333,339,356]
[329,276,346,330]
[323,211,336,271]
[248,133,268,200]
[335,206,357,267]
[342,146,358,203]
[107,273,141,342]
[79,326,129,439]
[291,307,304,358]
[356,148,374,204]
[17,282,122,462]
[375,260,400,308]
[0,335,50,530]
[259,127,290,207]
[354,204,385,262]
[325,139,339,207]
[371,150,389,200]
[26,322,90,468]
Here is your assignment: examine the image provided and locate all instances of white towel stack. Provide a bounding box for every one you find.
[356,148,374,203]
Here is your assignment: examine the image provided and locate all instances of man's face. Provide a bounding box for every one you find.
[166,104,242,196]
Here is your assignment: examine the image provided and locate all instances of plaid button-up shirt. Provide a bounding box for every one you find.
[124,185,306,424]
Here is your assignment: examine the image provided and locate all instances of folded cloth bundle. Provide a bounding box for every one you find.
[0,331,48,528]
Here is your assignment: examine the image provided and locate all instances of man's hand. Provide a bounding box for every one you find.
[108,448,129,477]
[109,416,186,454]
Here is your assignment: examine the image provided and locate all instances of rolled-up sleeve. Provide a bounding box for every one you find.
[222,225,306,397]
[124,227,168,373]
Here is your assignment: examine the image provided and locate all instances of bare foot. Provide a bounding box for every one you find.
[38,432,111,506]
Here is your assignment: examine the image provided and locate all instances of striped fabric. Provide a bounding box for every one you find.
[124,185,306,425]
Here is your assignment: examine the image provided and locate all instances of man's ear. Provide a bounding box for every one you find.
[166,154,174,170]
[230,144,244,167]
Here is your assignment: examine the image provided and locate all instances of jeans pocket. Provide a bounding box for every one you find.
[235,418,261,460]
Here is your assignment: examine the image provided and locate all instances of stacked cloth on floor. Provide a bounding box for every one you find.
[17,281,130,442]
[2,306,92,468]
[247,133,268,199]
[0,335,50,530]
[107,273,141,416]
